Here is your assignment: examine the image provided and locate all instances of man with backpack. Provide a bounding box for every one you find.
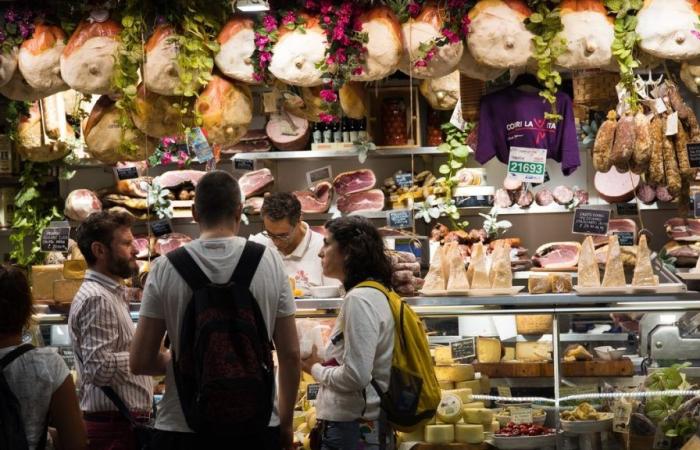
[130,170,300,450]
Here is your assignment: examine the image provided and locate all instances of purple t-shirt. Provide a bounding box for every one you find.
[476,86,580,175]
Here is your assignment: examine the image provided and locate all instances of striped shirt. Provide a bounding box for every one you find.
[68,269,153,414]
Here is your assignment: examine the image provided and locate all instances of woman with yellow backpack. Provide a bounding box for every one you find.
[301,216,439,450]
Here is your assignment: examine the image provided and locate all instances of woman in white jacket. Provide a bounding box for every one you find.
[302,216,395,450]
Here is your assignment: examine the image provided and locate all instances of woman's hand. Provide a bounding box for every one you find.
[301,345,322,374]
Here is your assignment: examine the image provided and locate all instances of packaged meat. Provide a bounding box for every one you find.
[552,186,574,205]
[662,133,681,197]
[535,189,553,206]
[594,168,640,203]
[647,115,666,185]
[611,112,635,171]
[631,111,652,174]
[593,110,616,172]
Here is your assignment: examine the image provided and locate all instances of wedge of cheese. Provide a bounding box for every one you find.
[602,235,626,287]
[434,346,454,365]
[632,234,658,286]
[515,341,553,362]
[549,273,573,293]
[424,245,447,290]
[528,274,551,294]
[477,337,501,363]
[435,364,475,382]
[446,242,470,291]
[578,235,600,287]
[490,241,512,288]
[469,242,490,288]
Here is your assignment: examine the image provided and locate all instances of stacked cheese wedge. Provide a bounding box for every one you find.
[577,234,658,288]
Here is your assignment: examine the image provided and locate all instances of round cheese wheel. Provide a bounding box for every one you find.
[269,14,328,87]
[19,23,68,94]
[637,0,700,61]
[437,393,464,424]
[350,6,403,82]
[455,424,484,444]
[215,15,258,84]
[0,47,18,88]
[131,85,195,138]
[420,70,460,110]
[435,364,475,382]
[144,25,198,96]
[555,0,615,70]
[60,19,121,95]
[196,75,253,146]
[425,424,455,444]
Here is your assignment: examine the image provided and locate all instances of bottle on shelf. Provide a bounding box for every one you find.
[333,120,342,143]
[322,121,332,143]
[342,117,351,143]
[312,122,322,144]
[349,119,359,142]
[357,118,367,141]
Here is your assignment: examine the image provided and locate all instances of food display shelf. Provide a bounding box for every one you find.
[231,146,443,161]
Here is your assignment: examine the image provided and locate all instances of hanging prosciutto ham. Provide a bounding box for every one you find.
[16,97,73,162]
[84,96,157,164]
[215,15,258,84]
[398,4,463,79]
[144,24,201,96]
[420,70,460,110]
[636,0,700,60]
[18,23,68,94]
[0,48,17,88]
[458,47,506,81]
[131,84,194,138]
[350,6,403,82]
[339,82,367,119]
[681,58,700,94]
[0,69,49,101]
[60,19,121,95]
[467,0,534,70]
[269,14,328,87]
[555,0,615,70]
[196,74,253,146]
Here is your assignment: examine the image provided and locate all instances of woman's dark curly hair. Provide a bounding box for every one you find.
[0,264,32,334]
[325,216,392,291]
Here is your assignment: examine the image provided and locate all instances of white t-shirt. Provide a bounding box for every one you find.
[139,236,296,432]
[0,346,70,450]
[250,223,340,296]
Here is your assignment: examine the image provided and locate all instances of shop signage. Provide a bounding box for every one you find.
[687,143,700,168]
[386,209,412,229]
[150,219,173,237]
[615,202,638,216]
[450,337,476,362]
[510,408,533,425]
[394,172,413,188]
[234,158,255,171]
[307,383,320,401]
[41,223,70,252]
[572,207,610,236]
[306,166,333,188]
[507,146,547,184]
[613,231,635,246]
[114,166,139,180]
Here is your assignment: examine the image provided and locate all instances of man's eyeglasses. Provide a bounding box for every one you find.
[262,229,294,242]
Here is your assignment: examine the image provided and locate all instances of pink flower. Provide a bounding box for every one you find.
[319,113,336,124]
[332,26,345,42]
[259,51,272,64]
[305,0,317,10]
[693,29,700,41]
[263,15,277,33]
[461,16,471,36]
[353,18,363,32]
[255,35,270,49]
[253,72,264,82]
[425,47,437,61]
[323,15,331,24]
[281,11,296,26]
[352,66,364,76]
[178,151,189,166]
[408,2,421,18]
[442,28,460,44]
[161,152,173,165]
[326,55,335,65]
[162,136,176,147]
[319,89,338,103]
[414,59,428,68]
[320,2,333,15]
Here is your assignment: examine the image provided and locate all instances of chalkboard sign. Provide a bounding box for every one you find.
[572,207,610,236]
[394,172,413,188]
[386,209,412,229]
[114,166,138,180]
[307,383,320,401]
[688,143,700,168]
[234,158,255,171]
[695,193,700,219]
[450,337,475,361]
[306,166,333,187]
[41,226,70,252]
[614,231,635,246]
[150,219,173,237]
[616,202,638,216]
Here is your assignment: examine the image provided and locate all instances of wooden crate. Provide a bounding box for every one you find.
[367,86,422,148]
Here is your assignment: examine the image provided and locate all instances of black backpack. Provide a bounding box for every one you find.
[166,241,274,437]
[0,344,45,450]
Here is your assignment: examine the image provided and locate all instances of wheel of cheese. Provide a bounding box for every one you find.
[131,84,195,138]
[196,74,253,146]
[555,0,615,70]
[144,25,199,96]
[397,427,424,443]
[425,424,455,444]
[398,5,463,79]
[269,14,327,87]
[19,23,68,94]
[350,6,403,82]
[60,19,121,95]
[455,424,484,444]
[215,15,258,84]
[443,388,473,404]
[0,47,18,88]
[477,337,502,363]
[434,364,475,383]
[437,393,464,424]
[464,408,494,426]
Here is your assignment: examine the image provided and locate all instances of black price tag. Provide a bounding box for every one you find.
[616,202,638,216]
[694,193,700,219]
[573,207,610,236]
[614,231,635,246]
[531,170,551,187]
[307,383,320,401]
[114,166,139,180]
[386,209,412,229]
[234,158,255,171]
[688,143,700,168]
[394,172,413,188]
[41,227,70,252]
[450,338,475,361]
[306,166,333,188]
[150,219,173,237]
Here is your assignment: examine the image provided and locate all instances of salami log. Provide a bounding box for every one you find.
[676,122,693,180]
[668,81,700,140]
[553,186,574,205]
[535,189,553,206]
[631,111,652,174]
[611,112,635,171]
[593,110,616,172]
[662,133,682,197]
[517,190,534,208]
[636,182,656,205]
[648,115,666,186]
[656,185,674,202]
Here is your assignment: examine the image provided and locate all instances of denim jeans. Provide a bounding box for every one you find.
[321,420,361,450]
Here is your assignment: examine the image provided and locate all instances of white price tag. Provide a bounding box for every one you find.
[510,408,533,425]
[450,99,466,132]
[497,386,512,398]
[613,400,633,433]
[507,146,547,184]
[666,112,679,136]
[654,98,667,114]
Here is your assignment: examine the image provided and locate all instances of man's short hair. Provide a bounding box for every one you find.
[75,210,134,265]
[0,264,32,334]
[194,170,242,227]
[261,192,301,225]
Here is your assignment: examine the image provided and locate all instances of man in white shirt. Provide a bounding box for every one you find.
[250,192,340,296]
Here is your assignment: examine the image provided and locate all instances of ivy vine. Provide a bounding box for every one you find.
[605,0,642,109]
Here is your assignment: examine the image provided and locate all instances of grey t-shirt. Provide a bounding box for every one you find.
[0,346,69,450]
[139,236,296,432]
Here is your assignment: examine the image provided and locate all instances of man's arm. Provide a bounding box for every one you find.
[130,316,170,376]
[273,315,301,444]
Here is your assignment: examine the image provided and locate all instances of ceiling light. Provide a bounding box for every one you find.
[236,0,270,12]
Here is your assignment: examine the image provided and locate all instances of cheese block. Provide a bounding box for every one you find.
[469,242,490,288]
[464,408,493,425]
[633,234,658,286]
[549,273,573,293]
[462,401,486,410]
[455,423,484,444]
[435,346,454,365]
[602,235,626,287]
[578,235,600,287]
[456,380,482,395]
[477,337,501,363]
[446,241,470,291]
[443,388,473,403]
[479,375,491,397]
[424,245,447,290]
[435,365,475,382]
[528,274,551,294]
[490,241,513,288]
[515,341,553,362]
[53,279,83,303]
[425,424,455,444]
[437,393,464,424]
[439,380,456,390]
[515,315,553,335]
[502,346,516,361]
[398,427,424,443]
[30,265,64,301]
[491,421,500,433]
[63,259,87,280]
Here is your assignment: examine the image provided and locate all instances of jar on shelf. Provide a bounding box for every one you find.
[427,108,443,146]
[381,98,407,146]
[0,135,12,176]
[0,187,16,228]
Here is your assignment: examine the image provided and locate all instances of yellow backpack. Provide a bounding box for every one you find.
[358,281,441,432]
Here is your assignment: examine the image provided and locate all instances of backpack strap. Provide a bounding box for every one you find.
[230,241,266,288]
[99,386,138,427]
[0,344,34,370]
[167,247,211,290]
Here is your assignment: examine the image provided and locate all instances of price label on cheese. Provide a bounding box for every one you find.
[572,207,610,236]
[450,337,476,362]
[386,209,413,229]
[497,386,513,398]
[306,166,333,188]
[234,158,255,171]
[510,408,533,425]
[150,219,173,237]
[41,225,70,252]
[113,166,139,181]
[612,400,633,433]
[506,146,547,184]
[688,143,700,168]
[307,383,320,401]
[614,231,635,246]
[394,172,413,188]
